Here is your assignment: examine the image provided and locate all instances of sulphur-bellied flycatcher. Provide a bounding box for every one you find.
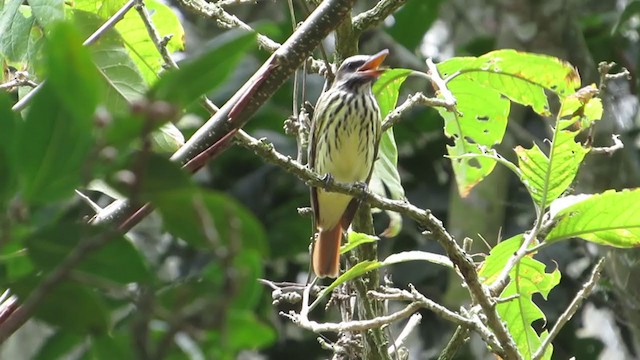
[309,50,388,278]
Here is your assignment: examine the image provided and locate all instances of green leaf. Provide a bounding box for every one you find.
[515,130,588,208]
[515,88,601,208]
[150,30,256,107]
[439,50,581,115]
[230,250,264,310]
[72,9,148,113]
[557,84,603,130]
[1,237,35,281]
[340,231,379,254]
[89,333,135,359]
[151,122,185,152]
[374,69,413,117]
[436,51,581,196]
[138,155,267,253]
[321,260,380,298]
[436,80,509,196]
[320,251,453,300]
[498,262,558,360]
[226,310,276,351]
[44,21,102,122]
[114,0,185,84]
[479,235,560,360]
[26,223,151,284]
[0,0,34,63]
[14,23,99,204]
[546,189,640,247]
[386,0,443,50]
[11,279,109,334]
[371,68,412,236]
[0,92,17,205]
[34,331,83,360]
[28,0,64,32]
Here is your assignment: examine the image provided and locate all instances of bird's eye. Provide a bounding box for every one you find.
[344,61,363,71]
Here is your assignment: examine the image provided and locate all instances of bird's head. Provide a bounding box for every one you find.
[334,49,389,89]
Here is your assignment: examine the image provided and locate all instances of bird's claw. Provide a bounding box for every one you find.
[321,173,334,188]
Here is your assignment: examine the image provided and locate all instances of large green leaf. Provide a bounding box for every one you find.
[28,0,64,32]
[0,0,34,63]
[546,189,640,247]
[371,68,412,236]
[115,0,185,84]
[436,50,581,196]
[73,0,185,85]
[515,130,588,208]
[26,223,151,284]
[72,9,147,113]
[149,30,256,108]
[436,80,509,196]
[438,50,581,115]
[34,332,83,360]
[479,235,560,360]
[0,92,17,205]
[320,250,452,300]
[515,89,602,208]
[14,23,99,204]
[11,279,109,334]
[132,155,268,254]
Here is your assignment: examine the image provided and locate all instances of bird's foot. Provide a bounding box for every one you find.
[321,173,334,188]
[353,181,369,198]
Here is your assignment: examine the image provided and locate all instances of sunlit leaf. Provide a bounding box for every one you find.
[72,9,147,113]
[437,50,581,196]
[436,80,509,196]
[114,0,185,84]
[371,68,412,236]
[515,130,588,208]
[321,250,452,300]
[546,189,640,247]
[341,231,379,254]
[479,235,559,360]
[28,0,64,32]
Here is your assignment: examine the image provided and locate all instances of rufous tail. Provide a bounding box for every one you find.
[312,224,342,278]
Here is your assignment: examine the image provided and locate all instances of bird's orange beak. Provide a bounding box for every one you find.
[357,49,389,78]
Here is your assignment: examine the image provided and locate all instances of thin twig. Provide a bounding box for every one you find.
[381,92,453,132]
[282,301,422,333]
[388,312,421,356]
[426,58,457,111]
[352,0,407,34]
[531,258,606,360]
[437,326,470,360]
[134,0,179,69]
[591,134,624,155]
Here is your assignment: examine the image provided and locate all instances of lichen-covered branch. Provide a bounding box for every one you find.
[352,0,407,34]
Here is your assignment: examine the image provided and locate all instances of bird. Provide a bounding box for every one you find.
[309,49,388,278]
